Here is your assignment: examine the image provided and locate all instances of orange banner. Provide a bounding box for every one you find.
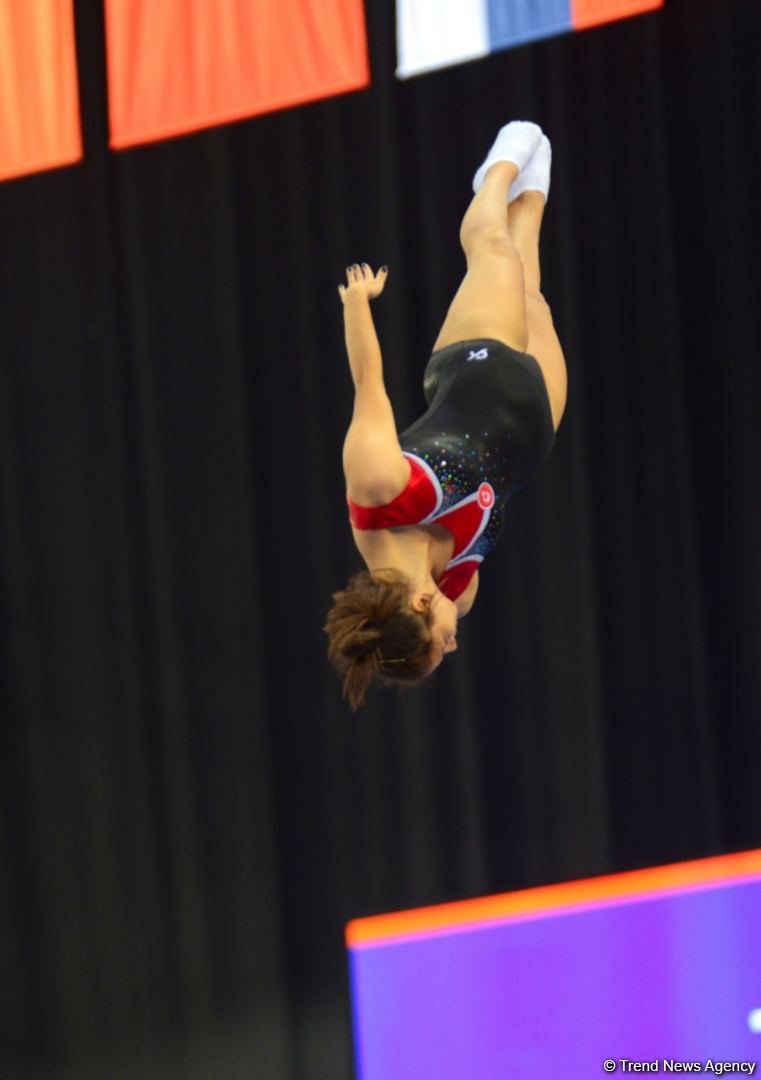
[572,0,663,31]
[0,0,82,182]
[104,0,370,149]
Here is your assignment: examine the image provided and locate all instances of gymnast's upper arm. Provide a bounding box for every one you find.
[343,376,409,504]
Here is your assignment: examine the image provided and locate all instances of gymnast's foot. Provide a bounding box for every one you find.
[509,134,552,204]
[472,121,544,193]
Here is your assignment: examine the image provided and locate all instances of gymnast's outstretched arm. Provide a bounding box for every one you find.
[338,263,408,504]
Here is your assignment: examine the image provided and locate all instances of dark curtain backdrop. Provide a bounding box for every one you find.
[2,0,760,1077]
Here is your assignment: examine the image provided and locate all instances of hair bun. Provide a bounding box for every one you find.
[344,626,381,660]
[324,568,435,710]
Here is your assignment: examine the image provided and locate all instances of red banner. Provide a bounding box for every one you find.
[0,0,82,182]
[104,0,370,149]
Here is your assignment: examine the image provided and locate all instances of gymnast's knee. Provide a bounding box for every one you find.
[460,224,519,263]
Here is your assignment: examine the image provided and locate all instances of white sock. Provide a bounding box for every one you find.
[472,121,544,193]
[509,135,552,204]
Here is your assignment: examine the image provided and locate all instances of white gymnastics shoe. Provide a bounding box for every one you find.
[472,121,544,192]
[509,134,552,204]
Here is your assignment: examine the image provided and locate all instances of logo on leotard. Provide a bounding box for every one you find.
[478,483,495,509]
[466,348,489,362]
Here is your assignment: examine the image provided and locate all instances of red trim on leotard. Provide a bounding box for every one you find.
[432,498,485,560]
[347,455,438,530]
[439,559,480,601]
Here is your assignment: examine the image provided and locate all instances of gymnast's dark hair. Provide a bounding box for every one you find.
[324,569,435,711]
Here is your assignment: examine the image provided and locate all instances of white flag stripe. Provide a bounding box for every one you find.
[396,0,490,79]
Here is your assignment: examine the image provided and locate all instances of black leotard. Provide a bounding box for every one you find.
[348,338,556,598]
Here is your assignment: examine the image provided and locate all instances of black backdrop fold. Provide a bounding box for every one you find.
[1,1,760,1077]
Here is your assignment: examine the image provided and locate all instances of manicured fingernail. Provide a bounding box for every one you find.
[381,265,388,272]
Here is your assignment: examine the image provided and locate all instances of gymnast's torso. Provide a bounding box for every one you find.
[347,338,556,600]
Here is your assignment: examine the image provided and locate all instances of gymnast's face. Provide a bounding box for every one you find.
[411,588,458,672]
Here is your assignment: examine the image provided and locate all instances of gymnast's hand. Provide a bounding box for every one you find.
[338,263,388,304]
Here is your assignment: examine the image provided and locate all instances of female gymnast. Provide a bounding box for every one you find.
[325,121,568,710]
